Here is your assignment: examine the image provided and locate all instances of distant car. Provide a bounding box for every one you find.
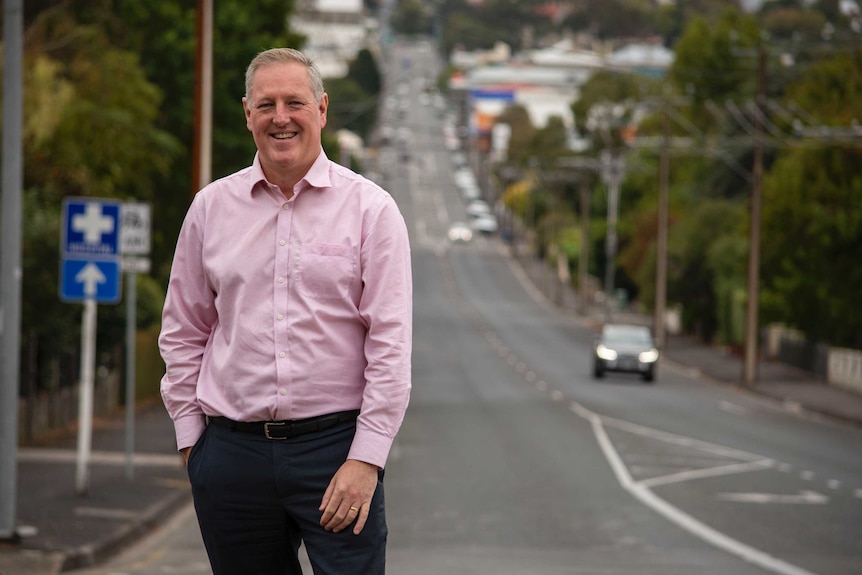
[593,323,659,382]
[447,222,473,243]
[470,214,498,234]
[466,200,491,218]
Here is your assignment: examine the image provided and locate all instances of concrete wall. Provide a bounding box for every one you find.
[828,348,862,396]
[767,323,862,397]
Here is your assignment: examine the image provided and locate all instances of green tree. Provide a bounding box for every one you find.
[17,6,181,391]
[325,77,378,142]
[391,0,434,36]
[349,48,382,96]
[760,50,862,347]
[669,7,760,118]
[666,200,745,342]
[496,104,535,167]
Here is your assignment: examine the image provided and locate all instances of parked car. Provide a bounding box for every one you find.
[593,323,659,382]
[466,199,491,218]
[470,213,499,234]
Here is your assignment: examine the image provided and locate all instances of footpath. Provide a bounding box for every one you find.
[2,252,862,575]
[0,400,190,575]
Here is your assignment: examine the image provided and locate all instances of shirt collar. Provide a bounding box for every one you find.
[249,149,331,197]
[298,149,332,192]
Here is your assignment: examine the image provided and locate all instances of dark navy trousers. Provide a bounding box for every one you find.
[187,418,387,575]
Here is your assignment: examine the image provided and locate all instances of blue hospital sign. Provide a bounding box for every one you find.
[60,198,123,303]
[62,199,121,256]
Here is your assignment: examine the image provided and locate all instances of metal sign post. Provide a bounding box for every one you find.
[60,198,122,495]
[120,202,152,479]
[75,298,97,495]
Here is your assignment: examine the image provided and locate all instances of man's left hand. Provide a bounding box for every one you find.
[319,459,379,534]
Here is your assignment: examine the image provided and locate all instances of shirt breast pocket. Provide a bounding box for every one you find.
[296,243,356,301]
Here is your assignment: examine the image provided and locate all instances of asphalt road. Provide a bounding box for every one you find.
[66,37,862,575]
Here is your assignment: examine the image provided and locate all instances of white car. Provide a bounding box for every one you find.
[470,214,498,234]
[466,200,491,218]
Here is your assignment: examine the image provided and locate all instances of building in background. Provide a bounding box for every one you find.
[293,0,375,78]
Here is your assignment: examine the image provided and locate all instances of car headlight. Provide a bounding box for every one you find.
[596,344,617,361]
[639,348,659,363]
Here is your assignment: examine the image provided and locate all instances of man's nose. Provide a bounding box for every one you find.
[274,103,293,124]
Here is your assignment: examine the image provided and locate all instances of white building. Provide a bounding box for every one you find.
[292,0,375,79]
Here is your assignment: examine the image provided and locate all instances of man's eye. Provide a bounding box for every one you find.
[288,101,305,110]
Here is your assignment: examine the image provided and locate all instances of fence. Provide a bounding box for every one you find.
[18,369,121,445]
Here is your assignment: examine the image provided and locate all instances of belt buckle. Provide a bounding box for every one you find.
[264,421,287,440]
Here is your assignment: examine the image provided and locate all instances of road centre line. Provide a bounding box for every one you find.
[569,400,819,575]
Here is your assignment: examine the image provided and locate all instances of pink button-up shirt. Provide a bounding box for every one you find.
[159,151,412,468]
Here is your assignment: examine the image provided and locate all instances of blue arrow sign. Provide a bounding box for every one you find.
[60,259,121,303]
[62,199,121,257]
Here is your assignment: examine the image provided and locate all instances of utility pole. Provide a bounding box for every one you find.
[0,0,24,542]
[743,47,767,386]
[192,0,214,197]
[578,176,591,316]
[654,99,671,348]
[600,150,625,320]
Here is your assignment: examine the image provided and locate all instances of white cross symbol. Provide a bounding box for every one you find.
[72,203,115,244]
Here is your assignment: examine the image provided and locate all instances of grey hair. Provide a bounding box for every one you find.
[244,48,325,102]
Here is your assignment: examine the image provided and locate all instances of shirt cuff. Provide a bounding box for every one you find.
[173,413,207,452]
[347,426,394,469]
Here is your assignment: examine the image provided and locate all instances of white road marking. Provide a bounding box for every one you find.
[718,400,750,416]
[19,448,180,467]
[717,490,828,504]
[642,460,775,488]
[569,400,819,575]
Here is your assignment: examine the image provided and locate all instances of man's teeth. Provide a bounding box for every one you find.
[273,133,296,140]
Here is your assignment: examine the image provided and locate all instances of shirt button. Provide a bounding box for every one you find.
[280,240,286,246]
[279,351,286,358]
[277,314,284,320]
[278,277,285,283]
[280,388,287,395]
[282,203,289,210]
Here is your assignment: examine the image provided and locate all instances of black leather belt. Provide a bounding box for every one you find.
[208,410,360,440]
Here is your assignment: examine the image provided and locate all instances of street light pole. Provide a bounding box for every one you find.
[0,0,24,542]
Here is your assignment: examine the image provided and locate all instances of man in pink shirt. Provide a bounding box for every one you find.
[159,47,412,575]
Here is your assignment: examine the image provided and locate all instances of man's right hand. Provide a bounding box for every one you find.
[180,446,192,467]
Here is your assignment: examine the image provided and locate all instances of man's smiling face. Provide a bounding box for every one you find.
[243,61,328,190]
